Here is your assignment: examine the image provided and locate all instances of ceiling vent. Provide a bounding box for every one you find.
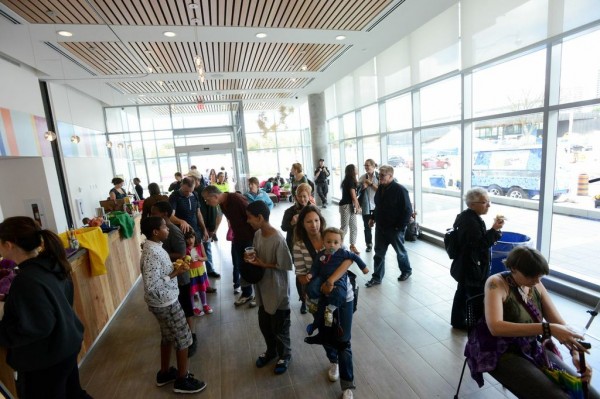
[320,46,353,72]
[43,42,97,76]
[366,0,407,32]
[0,9,21,24]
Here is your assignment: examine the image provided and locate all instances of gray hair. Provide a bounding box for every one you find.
[465,187,488,206]
[379,165,394,176]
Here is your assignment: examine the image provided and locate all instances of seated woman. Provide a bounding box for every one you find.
[109,177,127,200]
[466,246,598,399]
[244,177,273,209]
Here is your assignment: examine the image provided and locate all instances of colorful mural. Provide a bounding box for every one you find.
[0,107,107,158]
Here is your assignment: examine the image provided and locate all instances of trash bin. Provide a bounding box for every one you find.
[429,175,446,188]
[490,232,532,275]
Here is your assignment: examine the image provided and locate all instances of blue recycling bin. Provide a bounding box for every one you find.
[429,175,446,188]
[490,232,532,275]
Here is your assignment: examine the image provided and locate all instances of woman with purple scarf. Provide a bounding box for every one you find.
[465,246,599,398]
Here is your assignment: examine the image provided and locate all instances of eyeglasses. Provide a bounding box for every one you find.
[472,200,491,205]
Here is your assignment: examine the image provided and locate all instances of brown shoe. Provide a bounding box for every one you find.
[206,287,217,294]
[349,245,360,255]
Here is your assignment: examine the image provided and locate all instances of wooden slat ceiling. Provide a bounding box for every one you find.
[1,0,392,30]
[0,0,395,108]
[60,41,343,75]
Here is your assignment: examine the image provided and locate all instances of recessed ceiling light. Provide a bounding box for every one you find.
[144,50,154,55]
[188,3,199,9]
[301,64,308,71]
[190,18,200,24]
[163,31,176,37]
[46,10,57,17]
[335,35,346,40]
[57,30,73,37]
[158,81,164,86]
[291,78,297,83]
[146,66,153,72]
[138,94,146,97]
[256,32,267,38]
[190,92,197,95]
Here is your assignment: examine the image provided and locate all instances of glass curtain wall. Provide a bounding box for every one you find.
[324,2,600,288]
[104,102,244,193]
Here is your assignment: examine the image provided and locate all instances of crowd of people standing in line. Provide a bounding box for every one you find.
[1,156,596,399]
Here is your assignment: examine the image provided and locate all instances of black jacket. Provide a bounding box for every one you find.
[451,208,501,287]
[281,203,304,251]
[0,256,84,372]
[372,181,412,230]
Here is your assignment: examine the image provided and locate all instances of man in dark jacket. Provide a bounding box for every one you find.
[450,187,503,329]
[366,165,413,287]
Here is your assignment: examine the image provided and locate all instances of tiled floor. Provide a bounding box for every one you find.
[78,202,600,398]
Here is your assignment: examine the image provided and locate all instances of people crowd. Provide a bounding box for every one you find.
[1,158,596,399]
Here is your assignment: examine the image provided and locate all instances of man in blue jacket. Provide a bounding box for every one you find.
[365,165,413,287]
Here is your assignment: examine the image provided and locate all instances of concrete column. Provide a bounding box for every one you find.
[308,92,328,167]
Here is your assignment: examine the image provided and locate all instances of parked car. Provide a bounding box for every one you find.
[387,156,405,167]
[422,157,450,169]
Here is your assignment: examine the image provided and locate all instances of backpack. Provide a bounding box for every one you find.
[444,214,461,259]
[405,220,421,242]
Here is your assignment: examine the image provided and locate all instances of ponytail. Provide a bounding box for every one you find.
[38,230,72,278]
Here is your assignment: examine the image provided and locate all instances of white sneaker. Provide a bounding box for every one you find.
[342,389,353,399]
[328,362,339,382]
[233,286,242,294]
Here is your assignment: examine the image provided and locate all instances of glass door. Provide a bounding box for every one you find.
[177,149,238,192]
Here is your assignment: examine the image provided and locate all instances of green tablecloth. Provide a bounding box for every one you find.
[108,211,135,238]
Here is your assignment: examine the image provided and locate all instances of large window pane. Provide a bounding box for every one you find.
[342,112,356,138]
[421,126,462,231]
[343,140,358,172]
[139,106,172,131]
[328,119,339,142]
[105,107,140,133]
[559,28,600,104]
[362,136,381,166]
[330,142,341,199]
[420,76,461,125]
[386,132,413,190]
[471,114,544,244]
[277,130,302,147]
[361,104,379,136]
[472,49,546,117]
[246,132,277,150]
[385,94,412,132]
[551,105,600,283]
[158,157,177,192]
[248,149,279,180]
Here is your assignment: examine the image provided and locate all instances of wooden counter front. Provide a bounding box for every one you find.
[0,216,141,396]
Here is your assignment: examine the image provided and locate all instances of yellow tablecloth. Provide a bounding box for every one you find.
[59,227,108,276]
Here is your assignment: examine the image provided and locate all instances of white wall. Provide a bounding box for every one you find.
[64,157,115,227]
[0,57,44,116]
[0,157,67,232]
[49,83,106,131]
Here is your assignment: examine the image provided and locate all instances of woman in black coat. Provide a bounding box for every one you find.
[0,217,92,398]
[450,188,504,329]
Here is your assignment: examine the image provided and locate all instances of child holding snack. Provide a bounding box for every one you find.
[140,216,206,393]
[184,231,213,316]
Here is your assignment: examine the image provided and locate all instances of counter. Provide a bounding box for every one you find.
[0,215,142,396]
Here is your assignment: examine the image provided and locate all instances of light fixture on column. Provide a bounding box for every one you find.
[70,135,81,144]
[44,131,57,141]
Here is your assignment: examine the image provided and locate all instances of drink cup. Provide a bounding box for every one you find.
[244,247,256,262]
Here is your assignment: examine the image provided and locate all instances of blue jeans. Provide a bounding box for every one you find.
[231,240,253,297]
[323,299,355,391]
[203,239,215,274]
[372,226,411,282]
[307,275,347,309]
